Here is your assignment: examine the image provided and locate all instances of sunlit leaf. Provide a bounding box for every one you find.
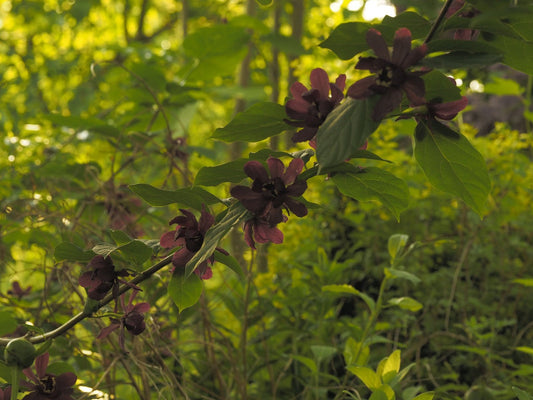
[0,311,18,336]
[347,366,381,390]
[194,160,248,186]
[168,268,203,313]
[212,102,288,143]
[388,297,423,312]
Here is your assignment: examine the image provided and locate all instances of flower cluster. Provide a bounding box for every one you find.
[97,290,150,350]
[445,0,480,40]
[159,206,228,279]
[347,28,428,121]
[21,353,77,400]
[285,68,346,146]
[231,157,308,249]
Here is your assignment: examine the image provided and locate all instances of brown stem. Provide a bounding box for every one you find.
[424,0,456,44]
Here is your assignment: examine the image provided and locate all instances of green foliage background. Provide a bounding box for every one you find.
[1,0,533,399]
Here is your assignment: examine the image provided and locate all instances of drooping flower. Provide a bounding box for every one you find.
[104,184,144,238]
[231,157,308,249]
[285,68,346,144]
[159,206,228,280]
[347,28,428,121]
[0,386,11,400]
[8,281,32,299]
[78,255,131,301]
[21,353,77,400]
[97,290,150,350]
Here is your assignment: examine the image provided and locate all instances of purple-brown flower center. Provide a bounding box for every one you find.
[376,66,394,87]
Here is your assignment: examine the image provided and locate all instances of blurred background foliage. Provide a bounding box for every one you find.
[1,0,533,399]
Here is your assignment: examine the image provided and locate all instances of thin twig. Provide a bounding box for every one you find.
[424,0,456,44]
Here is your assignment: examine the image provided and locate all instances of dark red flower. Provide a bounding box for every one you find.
[285,68,346,144]
[0,386,12,400]
[8,281,32,299]
[21,353,77,400]
[231,157,308,249]
[78,255,131,301]
[159,206,227,280]
[347,28,428,121]
[97,290,150,350]
[243,216,285,250]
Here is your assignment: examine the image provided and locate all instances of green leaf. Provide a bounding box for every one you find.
[427,39,502,56]
[129,184,221,208]
[387,234,409,261]
[513,387,533,400]
[316,97,381,171]
[322,284,376,312]
[256,0,273,6]
[331,167,409,221]
[422,70,462,103]
[212,102,288,143]
[344,338,370,366]
[381,350,401,383]
[185,202,251,277]
[422,51,503,69]
[213,251,244,280]
[292,355,318,373]
[378,12,431,40]
[54,242,95,262]
[490,36,533,75]
[414,120,490,215]
[0,311,18,336]
[194,159,248,186]
[412,393,435,400]
[47,362,75,375]
[310,345,337,361]
[513,279,533,287]
[92,240,153,267]
[484,77,524,96]
[388,297,423,312]
[43,114,119,136]
[369,387,394,400]
[347,366,381,390]
[516,346,533,355]
[385,268,421,285]
[319,21,371,60]
[167,268,203,313]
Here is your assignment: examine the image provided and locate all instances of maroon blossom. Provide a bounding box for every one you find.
[8,281,32,299]
[97,290,150,350]
[347,28,428,121]
[78,255,132,301]
[21,353,77,400]
[0,387,11,400]
[231,157,308,249]
[159,206,228,280]
[285,68,346,144]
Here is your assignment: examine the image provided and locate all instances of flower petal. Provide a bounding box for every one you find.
[255,222,284,244]
[56,372,77,388]
[282,158,304,186]
[97,323,120,339]
[286,180,308,197]
[243,160,269,182]
[267,157,284,179]
[198,206,215,234]
[160,231,179,249]
[366,29,390,61]
[290,81,308,98]
[372,87,403,121]
[402,76,426,104]
[291,126,317,143]
[309,68,330,100]
[432,96,468,120]
[132,302,151,313]
[172,248,194,268]
[391,28,412,66]
[284,197,308,217]
[335,74,346,91]
[402,44,428,68]
[347,76,377,99]
[35,353,49,378]
[243,220,256,249]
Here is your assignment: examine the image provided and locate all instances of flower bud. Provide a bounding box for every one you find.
[4,338,36,369]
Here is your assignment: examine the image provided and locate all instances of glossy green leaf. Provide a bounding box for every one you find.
[212,102,288,143]
[185,202,251,277]
[388,297,423,312]
[414,120,490,215]
[213,251,244,280]
[168,268,203,313]
[491,36,533,75]
[316,97,381,171]
[347,366,381,390]
[0,311,18,336]
[194,159,248,186]
[422,70,462,103]
[319,21,371,60]
[322,284,359,296]
[129,184,221,208]
[331,167,409,221]
[381,350,401,383]
[54,243,95,262]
